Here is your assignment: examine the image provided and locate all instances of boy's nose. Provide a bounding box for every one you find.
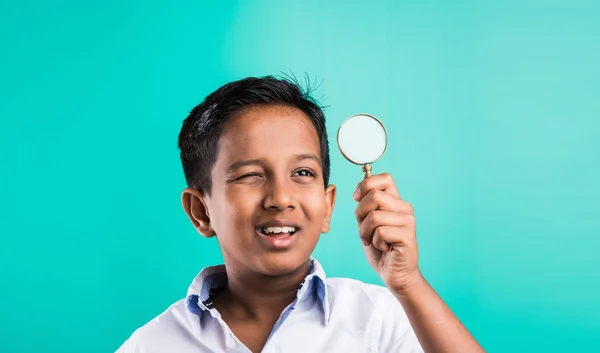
[262,178,295,211]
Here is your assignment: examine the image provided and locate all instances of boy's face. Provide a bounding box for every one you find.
[184,105,336,276]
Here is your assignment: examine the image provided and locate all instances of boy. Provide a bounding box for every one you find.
[117,76,484,352]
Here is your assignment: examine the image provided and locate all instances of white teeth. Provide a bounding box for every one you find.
[261,226,296,234]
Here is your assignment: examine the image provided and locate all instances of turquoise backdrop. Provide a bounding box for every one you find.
[1,1,599,352]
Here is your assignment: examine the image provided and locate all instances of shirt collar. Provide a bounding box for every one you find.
[186,257,330,323]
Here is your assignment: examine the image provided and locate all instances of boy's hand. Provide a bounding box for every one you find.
[353,173,423,294]
[354,173,485,352]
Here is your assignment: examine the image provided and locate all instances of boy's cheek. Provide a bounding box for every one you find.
[224,187,261,202]
[299,191,327,208]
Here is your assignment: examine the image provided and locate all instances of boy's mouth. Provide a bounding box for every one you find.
[255,221,301,248]
[258,226,298,238]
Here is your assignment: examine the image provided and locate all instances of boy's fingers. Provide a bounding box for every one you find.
[370,226,416,252]
[359,211,412,245]
[353,173,400,201]
[371,226,393,252]
[355,190,413,223]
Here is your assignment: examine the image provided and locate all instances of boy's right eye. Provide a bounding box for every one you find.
[237,172,263,180]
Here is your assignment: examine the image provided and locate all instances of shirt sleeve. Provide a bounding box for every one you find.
[376,290,424,353]
[114,334,140,353]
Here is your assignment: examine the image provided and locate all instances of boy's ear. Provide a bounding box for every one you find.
[321,184,337,233]
[182,187,216,238]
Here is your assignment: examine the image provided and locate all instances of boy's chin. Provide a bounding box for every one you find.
[254,253,312,277]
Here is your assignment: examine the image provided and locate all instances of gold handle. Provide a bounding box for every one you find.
[362,164,372,179]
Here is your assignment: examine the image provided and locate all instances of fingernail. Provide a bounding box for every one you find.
[353,186,360,201]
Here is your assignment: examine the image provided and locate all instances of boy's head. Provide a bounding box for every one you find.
[178,76,336,276]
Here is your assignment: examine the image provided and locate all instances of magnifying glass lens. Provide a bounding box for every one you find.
[337,114,388,175]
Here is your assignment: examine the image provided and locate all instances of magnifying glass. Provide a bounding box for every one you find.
[337,113,388,179]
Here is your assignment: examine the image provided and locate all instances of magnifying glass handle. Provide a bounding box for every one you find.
[362,164,372,179]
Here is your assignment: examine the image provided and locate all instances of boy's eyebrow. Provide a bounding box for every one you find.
[294,154,321,164]
[226,154,321,173]
[226,159,265,173]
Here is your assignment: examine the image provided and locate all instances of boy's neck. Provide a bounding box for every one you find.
[216,260,310,321]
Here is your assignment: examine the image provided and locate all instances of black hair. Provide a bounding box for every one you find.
[178,75,330,194]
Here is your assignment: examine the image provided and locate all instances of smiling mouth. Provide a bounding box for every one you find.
[255,224,300,249]
[258,226,298,238]
[257,226,298,237]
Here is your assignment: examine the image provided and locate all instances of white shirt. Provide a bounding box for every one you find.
[116,258,423,353]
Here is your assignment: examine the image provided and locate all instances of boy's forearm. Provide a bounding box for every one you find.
[392,274,485,353]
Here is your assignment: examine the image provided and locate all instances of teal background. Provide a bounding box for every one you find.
[1,1,599,352]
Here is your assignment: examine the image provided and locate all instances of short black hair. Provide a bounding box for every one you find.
[178,75,330,194]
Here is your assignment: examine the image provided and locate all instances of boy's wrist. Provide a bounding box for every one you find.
[390,271,429,303]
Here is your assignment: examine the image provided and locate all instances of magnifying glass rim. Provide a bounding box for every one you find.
[337,113,388,165]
